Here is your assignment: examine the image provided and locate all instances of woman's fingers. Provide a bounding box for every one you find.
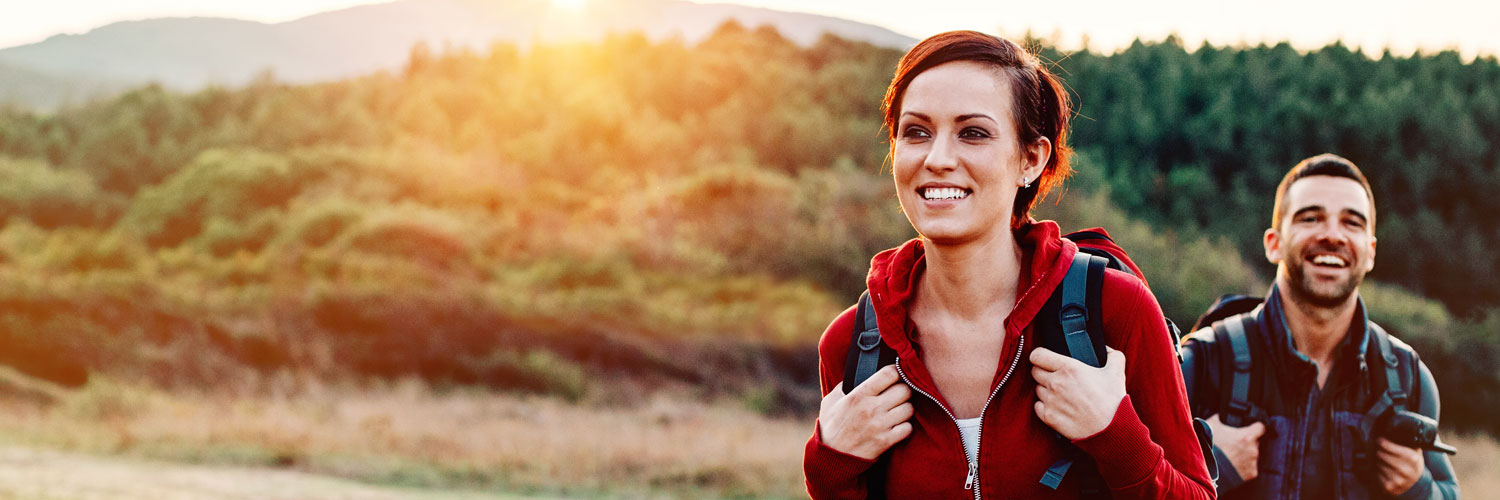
[1029,346,1069,371]
[885,421,914,444]
[1035,383,1053,402]
[880,401,914,428]
[854,365,902,397]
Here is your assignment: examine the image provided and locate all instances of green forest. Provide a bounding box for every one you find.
[1,22,1498,438]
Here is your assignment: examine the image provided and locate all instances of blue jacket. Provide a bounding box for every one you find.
[1180,285,1458,499]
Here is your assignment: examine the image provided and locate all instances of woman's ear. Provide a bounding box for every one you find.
[1020,136,1051,186]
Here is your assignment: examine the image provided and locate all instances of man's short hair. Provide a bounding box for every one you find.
[1271,154,1376,232]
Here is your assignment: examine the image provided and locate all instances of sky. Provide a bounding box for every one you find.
[2,0,1497,58]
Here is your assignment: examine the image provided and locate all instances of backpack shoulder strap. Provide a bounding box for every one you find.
[1357,322,1413,440]
[1213,313,1261,426]
[1057,251,1106,367]
[1039,251,1109,492]
[843,290,893,498]
[843,290,886,394]
[1369,322,1408,407]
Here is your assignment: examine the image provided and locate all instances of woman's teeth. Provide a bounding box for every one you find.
[922,187,969,200]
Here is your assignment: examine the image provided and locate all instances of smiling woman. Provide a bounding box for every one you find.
[802,31,1216,499]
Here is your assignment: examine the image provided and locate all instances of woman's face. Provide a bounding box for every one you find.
[892,60,1049,246]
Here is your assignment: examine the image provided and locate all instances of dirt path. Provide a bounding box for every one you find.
[0,446,550,500]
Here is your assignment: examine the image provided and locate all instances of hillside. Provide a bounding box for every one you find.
[1,23,1498,440]
[0,0,914,110]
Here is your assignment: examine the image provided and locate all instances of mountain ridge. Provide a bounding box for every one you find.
[0,0,915,110]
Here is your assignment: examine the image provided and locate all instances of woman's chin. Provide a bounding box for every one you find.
[917,226,984,246]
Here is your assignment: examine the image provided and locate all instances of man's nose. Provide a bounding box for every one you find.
[1314,219,1348,245]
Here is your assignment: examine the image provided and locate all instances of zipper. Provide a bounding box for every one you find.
[895,333,1026,500]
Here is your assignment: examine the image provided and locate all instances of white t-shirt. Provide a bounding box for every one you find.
[956,416,982,462]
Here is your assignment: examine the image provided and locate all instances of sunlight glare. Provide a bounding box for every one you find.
[551,0,586,12]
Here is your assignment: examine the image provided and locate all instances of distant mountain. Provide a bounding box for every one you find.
[0,61,131,110]
[0,0,915,110]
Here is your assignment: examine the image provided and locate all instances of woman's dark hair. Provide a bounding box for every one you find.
[882,31,1074,228]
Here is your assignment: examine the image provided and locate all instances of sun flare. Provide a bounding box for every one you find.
[551,0,587,12]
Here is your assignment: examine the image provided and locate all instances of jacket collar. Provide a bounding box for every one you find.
[1257,284,1374,390]
[863,219,1075,394]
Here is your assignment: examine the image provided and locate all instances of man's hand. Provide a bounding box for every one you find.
[817,365,914,460]
[1030,346,1127,439]
[1205,414,1266,481]
[1374,437,1424,496]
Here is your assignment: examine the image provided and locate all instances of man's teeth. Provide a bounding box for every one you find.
[923,187,969,200]
[1311,255,1347,267]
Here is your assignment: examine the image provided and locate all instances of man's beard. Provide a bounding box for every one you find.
[1284,257,1364,308]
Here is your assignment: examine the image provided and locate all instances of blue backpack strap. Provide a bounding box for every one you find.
[1059,252,1106,367]
[1040,251,1108,491]
[842,290,892,499]
[1214,313,1260,426]
[843,290,885,393]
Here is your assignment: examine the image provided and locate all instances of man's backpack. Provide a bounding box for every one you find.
[1192,294,1411,436]
[842,228,1199,496]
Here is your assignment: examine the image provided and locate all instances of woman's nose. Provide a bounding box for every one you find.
[923,134,958,172]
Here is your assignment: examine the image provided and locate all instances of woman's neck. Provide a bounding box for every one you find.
[918,228,1023,321]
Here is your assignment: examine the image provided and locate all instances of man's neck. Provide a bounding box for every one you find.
[1275,277,1360,387]
[919,229,1023,322]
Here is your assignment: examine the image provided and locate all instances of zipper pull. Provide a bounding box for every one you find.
[964,461,977,490]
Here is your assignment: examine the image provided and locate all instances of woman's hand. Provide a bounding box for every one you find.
[1030,346,1126,440]
[818,365,915,460]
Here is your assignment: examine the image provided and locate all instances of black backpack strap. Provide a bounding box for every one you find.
[843,290,885,394]
[1370,323,1408,407]
[1358,323,1410,440]
[1214,314,1260,426]
[1040,252,1108,492]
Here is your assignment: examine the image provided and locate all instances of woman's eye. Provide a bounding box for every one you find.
[960,127,991,139]
[902,126,930,139]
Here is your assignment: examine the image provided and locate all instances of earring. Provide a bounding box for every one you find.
[1022,176,1032,189]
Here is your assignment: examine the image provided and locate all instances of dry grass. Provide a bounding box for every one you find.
[7,367,1489,499]
[0,373,810,499]
[1447,432,1500,497]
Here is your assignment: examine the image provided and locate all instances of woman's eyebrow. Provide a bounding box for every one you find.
[956,113,996,123]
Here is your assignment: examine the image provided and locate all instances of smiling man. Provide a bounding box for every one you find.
[1178,154,1459,499]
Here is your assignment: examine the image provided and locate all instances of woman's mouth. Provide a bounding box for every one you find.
[921,187,971,200]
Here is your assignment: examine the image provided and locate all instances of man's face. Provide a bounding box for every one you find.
[1264,175,1377,308]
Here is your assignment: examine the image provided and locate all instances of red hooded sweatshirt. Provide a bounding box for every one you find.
[804,221,1215,499]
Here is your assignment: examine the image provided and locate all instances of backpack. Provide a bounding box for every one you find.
[1192,294,1412,433]
[842,228,1208,496]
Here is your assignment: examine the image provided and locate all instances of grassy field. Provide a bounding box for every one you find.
[0,368,1494,499]
[0,369,808,499]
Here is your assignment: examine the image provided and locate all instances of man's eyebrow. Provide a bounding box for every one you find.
[1291,205,1370,224]
[1291,206,1325,218]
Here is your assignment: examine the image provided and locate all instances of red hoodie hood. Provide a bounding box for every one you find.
[864,219,1078,399]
